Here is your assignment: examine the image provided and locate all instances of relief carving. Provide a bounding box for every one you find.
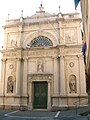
[28,74,52,81]
[11,39,17,47]
[10,63,16,77]
[2,52,18,57]
[64,30,76,44]
[65,34,72,43]
[8,34,18,48]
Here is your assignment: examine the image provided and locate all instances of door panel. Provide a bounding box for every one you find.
[33,82,48,109]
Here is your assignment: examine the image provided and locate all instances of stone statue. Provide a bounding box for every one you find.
[7,76,14,93]
[37,60,44,72]
[69,75,76,93]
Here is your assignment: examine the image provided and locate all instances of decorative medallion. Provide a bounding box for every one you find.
[9,64,14,69]
[69,62,74,67]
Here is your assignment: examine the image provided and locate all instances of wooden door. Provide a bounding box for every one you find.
[33,82,48,109]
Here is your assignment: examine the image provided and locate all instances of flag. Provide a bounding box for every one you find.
[82,41,86,55]
[74,0,80,9]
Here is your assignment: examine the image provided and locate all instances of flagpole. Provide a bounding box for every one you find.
[41,0,42,6]
[75,8,77,13]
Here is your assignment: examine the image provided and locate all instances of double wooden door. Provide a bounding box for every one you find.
[33,82,48,109]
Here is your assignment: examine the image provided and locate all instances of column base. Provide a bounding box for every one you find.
[47,102,51,110]
[28,102,33,110]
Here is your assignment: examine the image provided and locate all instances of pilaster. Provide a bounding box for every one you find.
[28,80,32,110]
[78,55,87,95]
[16,58,21,95]
[53,57,59,95]
[0,59,7,95]
[47,81,51,110]
[22,58,28,95]
[60,56,66,95]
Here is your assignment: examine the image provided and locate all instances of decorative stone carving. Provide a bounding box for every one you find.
[28,74,53,81]
[65,34,72,42]
[37,60,44,72]
[7,76,15,93]
[69,62,74,67]
[11,39,17,47]
[23,31,57,48]
[10,63,16,77]
[27,49,58,58]
[2,52,18,57]
[64,30,76,44]
[69,75,77,93]
[9,64,14,69]
[7,34,18,48]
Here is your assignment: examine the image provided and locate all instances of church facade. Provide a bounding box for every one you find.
[0,6,88,110]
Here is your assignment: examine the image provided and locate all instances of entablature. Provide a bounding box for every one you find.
[1,45,82,59]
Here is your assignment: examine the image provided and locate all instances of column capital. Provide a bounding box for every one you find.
[60,55,65,59]
[23,57,28,61]
[1,58,7,62]
[16,58,22,61]
[77,55,83,59]
[52,56,59,60]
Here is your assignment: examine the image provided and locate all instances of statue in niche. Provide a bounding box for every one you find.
[37,60,44,72]
[69,75,76,93]
[7,76,15,93]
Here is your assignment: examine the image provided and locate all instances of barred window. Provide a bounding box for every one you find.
[27,36,53,48]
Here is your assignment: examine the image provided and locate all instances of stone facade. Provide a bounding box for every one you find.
[0,5,88,110]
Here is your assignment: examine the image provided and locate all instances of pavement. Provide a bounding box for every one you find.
[0,106,90,120]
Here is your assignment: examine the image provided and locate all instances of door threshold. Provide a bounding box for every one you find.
[33,109,48,111]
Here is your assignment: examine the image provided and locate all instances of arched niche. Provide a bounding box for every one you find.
[69,74,77,94]
[7,76,16,94]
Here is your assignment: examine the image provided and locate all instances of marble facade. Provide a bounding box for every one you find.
[0,5,88,110]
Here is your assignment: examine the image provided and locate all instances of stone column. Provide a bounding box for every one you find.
[28,80,32,110]
[16,58,21,95]
[0,59,6,95]
[22,58,28,96]
[53,57,59,95]
[47,81,51,110]
[60,56,66,95]
[78,55,87,95]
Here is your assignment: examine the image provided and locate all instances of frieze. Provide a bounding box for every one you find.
[2,52,18,58]
[2,47,81,58]
[65,48,81,54]
[28,73,53,82]
[27,50,58,57]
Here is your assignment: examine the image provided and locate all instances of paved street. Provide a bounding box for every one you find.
[0,106,90,120]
